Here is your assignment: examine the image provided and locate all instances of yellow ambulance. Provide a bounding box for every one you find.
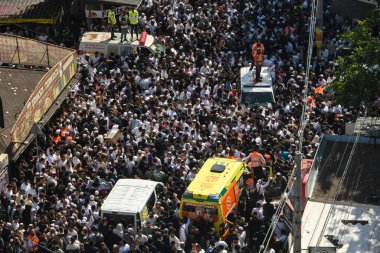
[179,158,246,236]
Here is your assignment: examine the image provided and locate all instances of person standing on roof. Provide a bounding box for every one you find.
[244,144,266,182]
[108,6,117,40]
[249,39,264,82]
[129,8,139,40]
[119,8,129,43]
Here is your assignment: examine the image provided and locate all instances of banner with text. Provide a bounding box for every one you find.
[85,6,128,18]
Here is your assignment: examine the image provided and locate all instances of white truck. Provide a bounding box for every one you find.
[100,179,163,232]
[79,32,166,57]
[240,66,275,107]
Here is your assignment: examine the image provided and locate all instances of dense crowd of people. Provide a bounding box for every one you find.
[0,0,366,253]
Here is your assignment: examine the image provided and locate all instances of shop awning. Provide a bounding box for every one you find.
[0,0,62,24]
[85,0,143,9]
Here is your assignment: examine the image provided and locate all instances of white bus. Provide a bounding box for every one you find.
[79,32,166,57]
[100,179,163,232]
[240,66,275,107]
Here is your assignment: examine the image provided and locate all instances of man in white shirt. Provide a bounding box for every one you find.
[200,84,210,98]
[36,157,46,173]
[256,178,272,196]
[251,202,264,220]
[179,217,190,244]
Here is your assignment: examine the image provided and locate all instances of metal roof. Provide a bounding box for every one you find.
[354,117,380,137]
[101,179,161,214]
[300,200,380,253]
[331,0,377,19]
[0,68,46,153]
[240,66,272,88]
[0,0,62,24]
[85,0,143,9]
[309,137,380,205]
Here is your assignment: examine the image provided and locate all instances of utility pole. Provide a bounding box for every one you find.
[31,123,43,151]
[315,0,324,56]
[293,151,302,253]
[316,0,323,27]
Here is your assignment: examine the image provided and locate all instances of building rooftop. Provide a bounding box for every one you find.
[300,135,380,252]
[301,200,380,253]
[331,0,377,19]
[354,117,380,137]
[311,137,380,206]
[0,0,62,24]
[0,67,46,153]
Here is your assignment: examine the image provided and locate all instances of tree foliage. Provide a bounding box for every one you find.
[331,8,380,107]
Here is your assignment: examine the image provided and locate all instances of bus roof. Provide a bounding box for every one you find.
[101,179,160,214]
[242,86,274,93]
[240,66,272,88]
[186,158,245,200]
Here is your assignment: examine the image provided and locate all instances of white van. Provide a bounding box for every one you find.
[79,32,166,57]
[100,179,163,231]
[240,66,275,107]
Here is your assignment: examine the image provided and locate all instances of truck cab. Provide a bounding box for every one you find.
[240,66,275,107]
[79,32,166,58]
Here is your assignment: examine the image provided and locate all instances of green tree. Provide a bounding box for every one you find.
[331,8,380,107]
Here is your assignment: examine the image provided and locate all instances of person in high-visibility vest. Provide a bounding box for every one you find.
[129,9,139,40]
[52,130,61,144]
[306,95,316,110]
[264,153,272,166]
[119,8,129,42]
[228,84,239,101]
[227,149,236,159]
[108,6,117,40]
[249,39,264,82]
[243,144,266,181]
[27,229,39,252]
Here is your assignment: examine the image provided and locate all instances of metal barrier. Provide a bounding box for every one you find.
[0,33,73,68]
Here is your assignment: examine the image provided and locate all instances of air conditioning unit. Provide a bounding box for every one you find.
[308,246,336,253]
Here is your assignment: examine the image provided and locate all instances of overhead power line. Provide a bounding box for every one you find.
[258,0,318,252]
[315,109,367,250]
